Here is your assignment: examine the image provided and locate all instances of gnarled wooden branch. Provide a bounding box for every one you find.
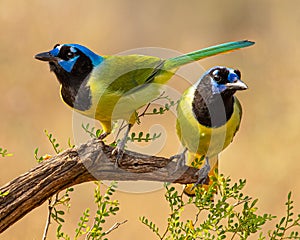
[0,138,198,233]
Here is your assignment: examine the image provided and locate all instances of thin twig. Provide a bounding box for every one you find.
[42,192,62,240]
[193,208,202,226]
[113,91,171,144]
[160,225,169,240]
[113,91,169,143]
[138,91,166,118]
[138,102,151,118]
[233,197,252,208]
[230,231,237,240]
[42,199,53,240]
[229,198,253,240]
[104,220,128,235]
[85,217,96,240]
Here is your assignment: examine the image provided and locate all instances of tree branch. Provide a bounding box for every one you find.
[0,138,198,233]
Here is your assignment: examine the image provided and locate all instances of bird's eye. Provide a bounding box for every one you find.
[58,46,77,60]
[67,51,74,58]
[213,75,221,83]
[212,70,222,83]
[211,68,229,84]
[234,69,241,79]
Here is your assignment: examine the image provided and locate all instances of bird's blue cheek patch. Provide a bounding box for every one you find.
[211,80,227,94]
[227,73,239,83]
[58,56,80,73]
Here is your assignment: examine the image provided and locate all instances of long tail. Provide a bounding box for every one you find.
[184,153,219,197]
[164,40,255,70]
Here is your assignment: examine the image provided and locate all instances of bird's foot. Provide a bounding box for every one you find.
[111,124,132,168]
[111,139,126,168]
[194,157,211,186]
[170,149,187,173]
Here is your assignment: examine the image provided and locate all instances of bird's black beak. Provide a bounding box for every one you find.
[35,51,57,62]
[225,79,248,91]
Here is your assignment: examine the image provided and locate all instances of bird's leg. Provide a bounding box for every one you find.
[112,124,132,167]
[194,157,211,186]
[98,132,109,140]
[170,148,188,172]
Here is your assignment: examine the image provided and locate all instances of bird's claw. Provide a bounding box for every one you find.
[111,147,124,168]
[170,149,187,173]
[194,157,211,186]
[111,140,126,168]
[111,124,132,168]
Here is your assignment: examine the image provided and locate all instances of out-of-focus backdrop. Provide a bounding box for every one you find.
[1,0,300,239]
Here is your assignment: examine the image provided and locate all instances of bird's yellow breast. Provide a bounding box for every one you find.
[176,86,242,158]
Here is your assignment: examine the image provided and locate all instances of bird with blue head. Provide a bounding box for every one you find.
[35,41,254,166]
[173,66,247,196]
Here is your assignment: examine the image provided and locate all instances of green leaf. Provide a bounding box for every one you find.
[0,147,13,157]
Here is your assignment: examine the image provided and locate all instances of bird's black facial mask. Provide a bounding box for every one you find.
[35,45,80,73]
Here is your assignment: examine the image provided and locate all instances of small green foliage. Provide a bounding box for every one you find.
[82,121,162,146]
[37,131,75,164]
[35,131,123,239]
[55,182,122,240]
[52,208,65,224]
[81,94,175,146]
[36,130,71,163]
[82,123,103,138]
[47,187,74,240]
[56,224,71,240]
[268,192,300,239]
[0,147,12,198]
[140,216,161,239]
[67,137,75,148]
[44,130,62,154]
[136,92,178,122]
[34,148,44,163]
[37,131,74,239]
[86,181,120,240]
[0,190,9,197]
[128,131,161,143]
[51,187,74,219]
[75,208,90,238]
[0,147,12,195]
[147,99,177,115]
[0,147,12,157]
[191,155,205,168]
[140,175,290,239]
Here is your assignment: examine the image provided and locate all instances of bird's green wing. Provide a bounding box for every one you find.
[93,55,170,93]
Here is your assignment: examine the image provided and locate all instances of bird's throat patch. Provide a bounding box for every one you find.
[192,88,234,128]
[60,78,92,111]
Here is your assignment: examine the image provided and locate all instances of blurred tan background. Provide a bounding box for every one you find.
[1,0,300,239]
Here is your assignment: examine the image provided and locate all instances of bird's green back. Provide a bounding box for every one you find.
[90,55,176,94]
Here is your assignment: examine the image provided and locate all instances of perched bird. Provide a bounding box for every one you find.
[35,41,254,164]
[173,66,247,196]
